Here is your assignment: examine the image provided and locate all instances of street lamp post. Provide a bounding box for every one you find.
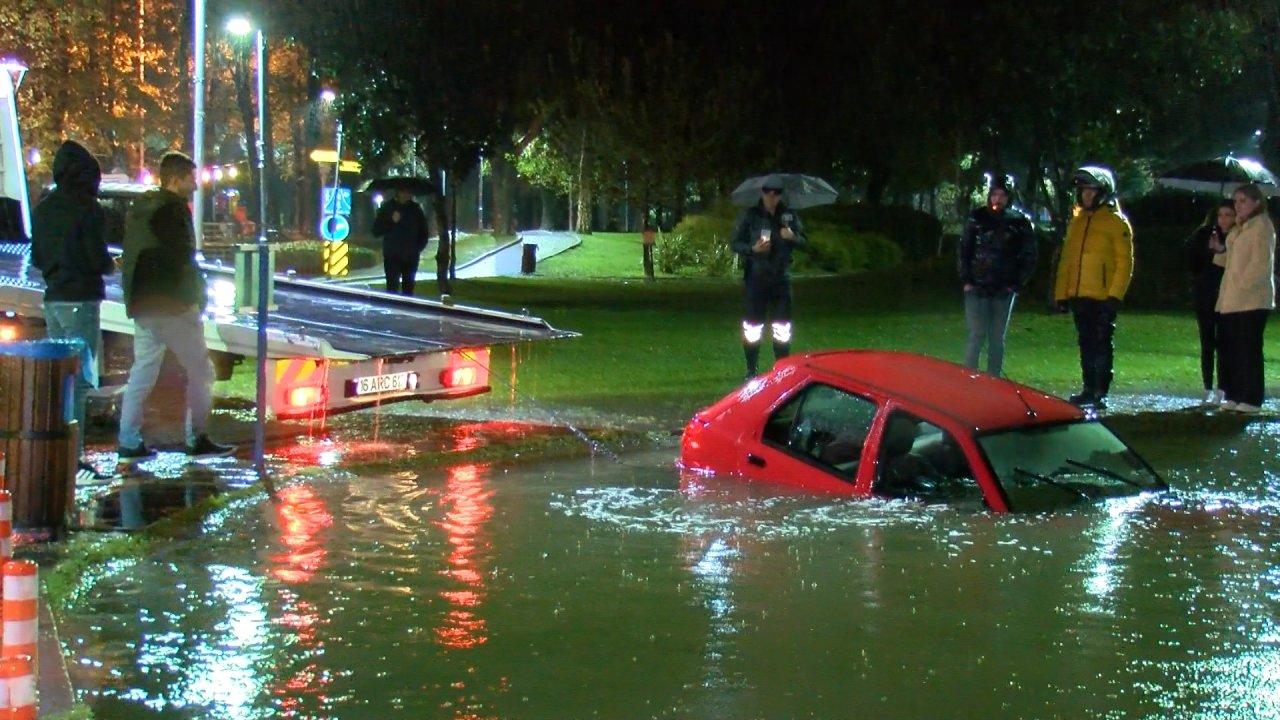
[227,16,270,480]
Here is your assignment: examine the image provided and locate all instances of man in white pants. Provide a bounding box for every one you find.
[116,152,234,464]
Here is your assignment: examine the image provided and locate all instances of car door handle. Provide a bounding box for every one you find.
[747,453,766,468]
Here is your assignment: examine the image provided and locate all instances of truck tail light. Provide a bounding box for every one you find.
[440,366,478,389]
[288,386,324,409]
[440,347,488,389]
[0,324,17,342]
[273,358,327,416]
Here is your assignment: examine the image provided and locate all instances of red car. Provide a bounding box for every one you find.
[680,351,1165,512]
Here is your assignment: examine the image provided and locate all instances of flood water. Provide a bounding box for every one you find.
[59,402,1280,719]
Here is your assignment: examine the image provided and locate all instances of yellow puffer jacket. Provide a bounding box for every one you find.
[1054,204,1134,301]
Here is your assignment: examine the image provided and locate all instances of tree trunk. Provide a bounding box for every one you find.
[490,154,515,237]
[540,189,554,229]
[430,167,451,295]
[865,162,891,207]
[575,175,593,234]
[235,49,261,222]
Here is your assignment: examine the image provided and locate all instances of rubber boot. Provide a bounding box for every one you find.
[744,343,761,380]
[773,341,791,361]
[1069,367,1099,407]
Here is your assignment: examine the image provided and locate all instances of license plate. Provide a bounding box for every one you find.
[352,371,416,396]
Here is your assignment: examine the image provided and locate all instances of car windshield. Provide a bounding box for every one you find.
[978,421,1163,512]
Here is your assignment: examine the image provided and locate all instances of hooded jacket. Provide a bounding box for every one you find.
[1213,213,1276,314]
[730,202,807,282]
[957,204,1037,293]
[31,141,113,301]
[1053,203,1134,302]
[372,198,429,261]
[121,188,206,317]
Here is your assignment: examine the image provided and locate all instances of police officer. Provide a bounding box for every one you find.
[731,175,807,379]
[1053,166,1134,409]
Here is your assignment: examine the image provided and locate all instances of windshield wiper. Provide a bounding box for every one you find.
[1013,467,1092,502]
[1063,458,1147,490]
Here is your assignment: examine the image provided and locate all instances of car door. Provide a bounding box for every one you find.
[745,381,882,495]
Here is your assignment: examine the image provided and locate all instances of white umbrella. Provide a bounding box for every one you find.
[730,173,839,209]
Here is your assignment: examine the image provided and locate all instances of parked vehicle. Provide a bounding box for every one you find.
[680,350,1166,512]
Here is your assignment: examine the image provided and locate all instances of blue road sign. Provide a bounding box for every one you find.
[319,214,351,241]
[322,187,352,215]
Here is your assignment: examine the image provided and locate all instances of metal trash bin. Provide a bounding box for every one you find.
[521,243,538,274]
[0,340,80,537]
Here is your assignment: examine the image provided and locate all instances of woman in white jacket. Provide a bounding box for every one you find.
[1214,183,1276,412]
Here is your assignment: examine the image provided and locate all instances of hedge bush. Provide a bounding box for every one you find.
[657,203,902,277]
[274,240,379,277]
[804,203,942,259]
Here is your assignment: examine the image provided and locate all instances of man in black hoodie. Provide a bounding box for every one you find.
[372,188,429,295]
[31,140,114,479]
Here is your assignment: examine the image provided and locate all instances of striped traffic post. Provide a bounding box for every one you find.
[2,561,37,662]
[0,655,36,719]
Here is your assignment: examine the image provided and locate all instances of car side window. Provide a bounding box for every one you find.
[762,383,877,478]
[874,412,981,505]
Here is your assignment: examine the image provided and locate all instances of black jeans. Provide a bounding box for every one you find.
[384,255,419,296]
[1194,299,1220,391]
[1071,298,1117,396]
[1218,309,1269,406]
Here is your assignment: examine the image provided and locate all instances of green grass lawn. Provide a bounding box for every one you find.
[533,232,676,279]
[220,238,1278,430]
[448,264,1267,427]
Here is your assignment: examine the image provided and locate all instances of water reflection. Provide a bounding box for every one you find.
[434,463,493,650]
[266,484,335,718]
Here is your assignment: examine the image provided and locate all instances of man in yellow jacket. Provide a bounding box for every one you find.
[1053,166,1134,409]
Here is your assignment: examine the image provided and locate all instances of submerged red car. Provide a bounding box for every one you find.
[680,351,1165,512]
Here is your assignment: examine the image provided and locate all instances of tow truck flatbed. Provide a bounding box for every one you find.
[0,243,575,416]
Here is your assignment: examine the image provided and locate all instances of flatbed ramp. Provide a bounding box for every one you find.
[0,243,575,416]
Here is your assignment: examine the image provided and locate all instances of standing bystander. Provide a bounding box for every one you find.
[957,174,1037,377]
[116,152,235,464]
[1214,183,1275,414]
[30,140,115,480]
[1186,199,1234,405]
[730,175,807,379]
[1053,166,1134,410]
[372,188,429,295]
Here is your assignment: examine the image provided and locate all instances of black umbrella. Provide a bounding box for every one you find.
[358,176,435,196]
[1156,156,1277,196]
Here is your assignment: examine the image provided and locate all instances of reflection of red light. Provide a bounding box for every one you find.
[270,485,333,585]
[435,463,493,650]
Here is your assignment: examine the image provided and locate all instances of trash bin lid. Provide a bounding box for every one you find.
[0,339,84,359]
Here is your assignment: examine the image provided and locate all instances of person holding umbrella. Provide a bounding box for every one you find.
[1053,166,1134,409]
[1214,183,1275,413]
[1185,199,1234,405]
[957,173,1037,377]
[730,174,809,379]
[372,185,429,295]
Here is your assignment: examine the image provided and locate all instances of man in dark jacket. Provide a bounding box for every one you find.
[117,151,233,464]
[730,176,807,379]
[372,188,429,295]
[957,174,1037,377]
[30,140,114,479]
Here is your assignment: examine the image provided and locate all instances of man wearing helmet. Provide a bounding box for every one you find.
[1053,166,1134,409]
[957,174,1037,377]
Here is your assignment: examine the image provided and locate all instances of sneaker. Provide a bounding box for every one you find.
[1232,403,1263,414]
[185,434,236,459]
[76,460,115,484]
[1219,400,1239,412]
[1203,389,1225,406]
[116,443,157,464]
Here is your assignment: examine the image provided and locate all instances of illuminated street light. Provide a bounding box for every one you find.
[226,14,271,481]
[320,88,336,103]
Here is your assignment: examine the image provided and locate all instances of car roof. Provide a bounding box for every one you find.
[793,350,1083,432]
[98,181,157,199]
